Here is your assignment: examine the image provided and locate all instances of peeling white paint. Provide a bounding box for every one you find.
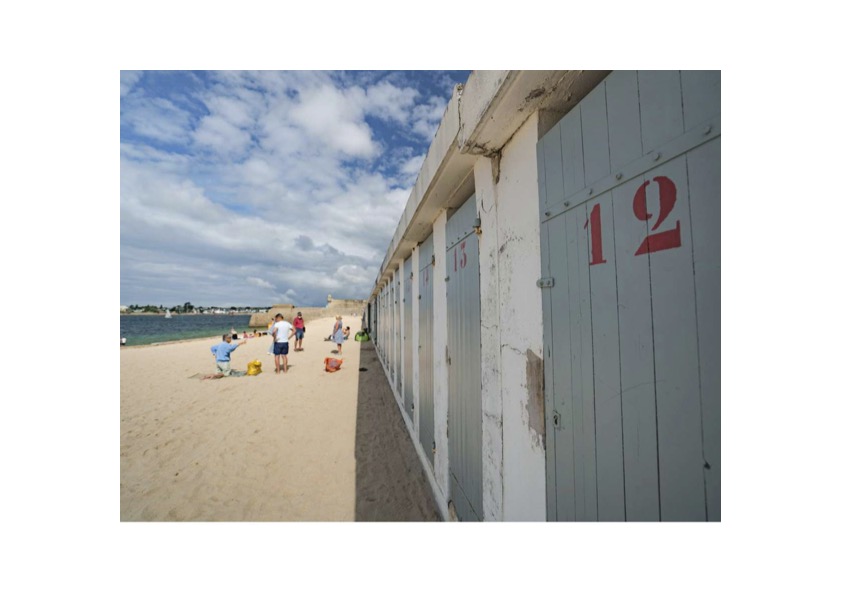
[494,112,547,521]
[432,211,450,499]
[475,156,504,522]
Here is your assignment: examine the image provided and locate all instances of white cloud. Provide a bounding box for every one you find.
[288,85,378,158]
[202,93,261,128]
[247,277,276,290]
[400,154,425,178]
[120,71,142,97]
[121,71,462,306]
[364,82,419,124]
[412,96,448,141]
[193,114,252,156]
[122,97,192,144]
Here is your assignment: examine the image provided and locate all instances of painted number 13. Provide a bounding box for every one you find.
[453,240,467,272]
[585,175,682,266]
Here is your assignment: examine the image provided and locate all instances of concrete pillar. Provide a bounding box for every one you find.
[432,210,450,499]
[474,156,504,522]
[495,112,547,520]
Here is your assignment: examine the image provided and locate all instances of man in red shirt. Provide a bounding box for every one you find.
[293,311,306,351]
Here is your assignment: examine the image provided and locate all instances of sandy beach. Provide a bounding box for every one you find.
[120,314,440,521]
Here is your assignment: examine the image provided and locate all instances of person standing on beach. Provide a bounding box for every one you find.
[203,333,248,379]
[293,312,305,352]
[271,313,295,373]
[332,315,344,356]
[267,319,275,355]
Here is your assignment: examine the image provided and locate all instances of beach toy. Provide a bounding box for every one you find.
[246,360,262,376]
[324,358,343,373]
[354,331,369,342]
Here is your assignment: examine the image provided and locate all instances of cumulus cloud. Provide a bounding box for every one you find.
[400,154,425,179]
[193,114,253,157]
[412,96,448,141]
[365,82,419,124]
[121,71,143,97]
[120,70,469,307]
[121,97,192,145]
[247,277,276,290]
[288,84,378,158]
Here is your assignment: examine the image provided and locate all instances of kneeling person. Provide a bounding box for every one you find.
[204,333,247,379]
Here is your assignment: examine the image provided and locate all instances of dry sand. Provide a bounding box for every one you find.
[120,315,440,521]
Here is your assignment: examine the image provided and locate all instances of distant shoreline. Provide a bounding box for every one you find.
[120,314,346,348]
[120,312,265,316]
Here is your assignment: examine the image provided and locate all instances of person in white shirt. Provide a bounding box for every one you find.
[271,313,295,373]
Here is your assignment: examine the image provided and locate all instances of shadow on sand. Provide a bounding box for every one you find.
[354,341,440,521]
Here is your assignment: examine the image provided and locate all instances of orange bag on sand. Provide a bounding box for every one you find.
[324,357,343,372]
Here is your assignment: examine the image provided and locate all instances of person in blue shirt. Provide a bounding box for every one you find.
[202,333,248,379]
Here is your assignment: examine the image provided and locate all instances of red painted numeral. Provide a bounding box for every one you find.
[634,176,681,255]
[584,203,608,266]
[452,241,468,272]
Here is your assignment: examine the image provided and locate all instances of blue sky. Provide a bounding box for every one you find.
[121,70,471,307]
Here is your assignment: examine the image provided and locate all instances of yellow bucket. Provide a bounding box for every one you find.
[246,360,262,376]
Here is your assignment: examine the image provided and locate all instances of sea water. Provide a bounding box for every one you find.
[120,314,256,346]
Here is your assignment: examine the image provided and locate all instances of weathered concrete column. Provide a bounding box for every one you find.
[432,210,450,500]
[495,111,547,520]
[474,156,504,522]
[472,113,548,521]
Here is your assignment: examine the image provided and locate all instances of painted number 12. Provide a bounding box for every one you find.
[585,175,682,266]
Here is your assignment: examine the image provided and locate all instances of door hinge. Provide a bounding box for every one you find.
[537,277,555,289]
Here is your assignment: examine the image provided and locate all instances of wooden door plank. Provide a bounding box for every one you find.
[687,138,721,521]
[588,196,627,521]
[613,176,660,521]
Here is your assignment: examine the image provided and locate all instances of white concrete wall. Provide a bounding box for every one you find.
[474,157,504,522]
[495,112,547,520]
[432,211,450,498]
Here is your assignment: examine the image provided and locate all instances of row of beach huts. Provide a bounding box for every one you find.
[364,70,721,521]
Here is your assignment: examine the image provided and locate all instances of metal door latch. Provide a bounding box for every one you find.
[537,277,555,289]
